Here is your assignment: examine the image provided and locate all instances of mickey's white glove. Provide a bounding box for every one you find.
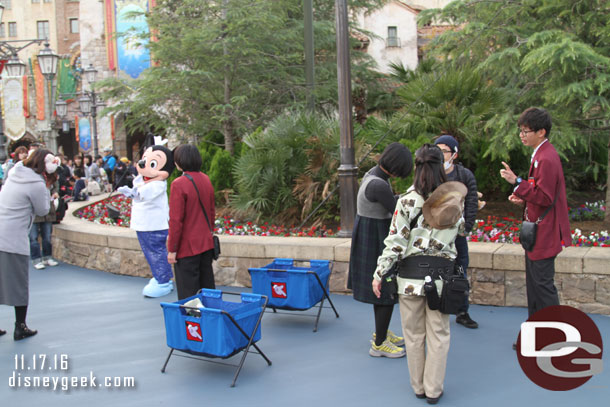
[117,186,134,197]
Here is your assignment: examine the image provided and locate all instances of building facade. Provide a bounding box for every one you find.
[1,0,453,161]
[357,0,454,74]
[357,1,419,74]
[1,0,82,158]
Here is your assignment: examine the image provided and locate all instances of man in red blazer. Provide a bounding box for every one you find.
[500,107,571,320]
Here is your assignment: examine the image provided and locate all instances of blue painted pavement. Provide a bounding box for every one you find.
[1,262,608,406]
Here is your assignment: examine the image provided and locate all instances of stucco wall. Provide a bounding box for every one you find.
[79,0,113,151]
[3,2,58,62]
[357,2,419,74]
[403,0,453,10]
[55,0,81,55]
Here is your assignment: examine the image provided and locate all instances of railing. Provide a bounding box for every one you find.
[386,37,401,48]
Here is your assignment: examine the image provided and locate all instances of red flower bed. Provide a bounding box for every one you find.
[75,195,132,227]
[76,197,610,247]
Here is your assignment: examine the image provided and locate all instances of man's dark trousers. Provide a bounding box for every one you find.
[525,255,559,317]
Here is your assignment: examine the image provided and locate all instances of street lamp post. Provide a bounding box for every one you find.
[335,0,358,238]
[303,0,315,111]
[0,3,46,160]
[78,64,103,158]
[37,43,59,153]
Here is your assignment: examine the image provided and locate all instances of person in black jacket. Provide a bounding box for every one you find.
[71,168,88,202]
[435,135,479,329]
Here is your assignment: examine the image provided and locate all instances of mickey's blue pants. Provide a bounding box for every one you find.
[137,230,173,284]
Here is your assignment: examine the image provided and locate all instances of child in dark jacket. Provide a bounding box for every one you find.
[72,168,87,202]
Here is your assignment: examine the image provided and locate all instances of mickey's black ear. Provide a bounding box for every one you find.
[152,145,175,175]
[144,133,155,149]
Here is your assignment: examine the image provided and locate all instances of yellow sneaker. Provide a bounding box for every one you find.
[372,330,405,347]
[369,339,405,358]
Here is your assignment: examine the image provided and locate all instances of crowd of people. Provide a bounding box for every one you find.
[0,140,217,344]
[0,144,141,283]
[0,108,571,406]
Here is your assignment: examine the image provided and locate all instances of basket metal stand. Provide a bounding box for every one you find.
[251,259,340,332]
[161,291,272,387]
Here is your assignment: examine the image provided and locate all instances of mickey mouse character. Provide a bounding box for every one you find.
[118,145,175,297]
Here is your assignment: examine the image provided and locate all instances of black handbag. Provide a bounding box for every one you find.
[519,221,537,252]
[380,263,399,300]
[212,235,221,260]
[439,265,469,315]
[184,174,221,260]
[520,192,557,252]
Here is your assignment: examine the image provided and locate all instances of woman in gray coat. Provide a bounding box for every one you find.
[0,149,58,340]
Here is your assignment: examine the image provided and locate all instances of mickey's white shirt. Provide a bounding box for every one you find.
[130,175,169,231]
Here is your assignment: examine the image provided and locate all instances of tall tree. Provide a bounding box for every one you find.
[101,0,386,154]
[420,0,610,210]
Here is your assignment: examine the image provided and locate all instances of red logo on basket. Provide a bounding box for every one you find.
[185,321,203,342]
[271,282,287,298]
[516,305,603,391]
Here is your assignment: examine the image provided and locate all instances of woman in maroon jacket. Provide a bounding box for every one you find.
[167,144,216,300]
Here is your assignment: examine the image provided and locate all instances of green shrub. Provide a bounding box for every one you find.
[208,149,235,201]
[231,110,377,224]
[166,133,241,201]
[231,115,310,220]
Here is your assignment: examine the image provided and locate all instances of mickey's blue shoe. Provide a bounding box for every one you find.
[142,278,174,298]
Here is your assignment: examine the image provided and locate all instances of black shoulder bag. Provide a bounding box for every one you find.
[184,174,221,260]
[438,264,469,315]
[520,191,558,252]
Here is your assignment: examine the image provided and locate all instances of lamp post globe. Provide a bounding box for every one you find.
[78,95,92,115]
[55,98,68,118]
[37,43,59,78]
[4,54,26,77]
[37,43,59,151]
[84,64,98,85]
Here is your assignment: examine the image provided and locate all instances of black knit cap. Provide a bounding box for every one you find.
[434,135,459,153]
[379,142,413,178]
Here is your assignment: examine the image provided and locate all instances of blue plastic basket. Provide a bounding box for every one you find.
[249,258,332,310]
[160,289,265,358]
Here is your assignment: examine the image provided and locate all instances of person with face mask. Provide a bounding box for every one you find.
[0,149,58,340]
[434,135,479,329]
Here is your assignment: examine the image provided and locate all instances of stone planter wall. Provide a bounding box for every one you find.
[54,202,610,315]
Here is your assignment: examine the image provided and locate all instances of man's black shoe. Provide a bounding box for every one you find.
[0,329,6,336]
[456,312,478,329]
[415,393,426,399]
[426,391,443,405]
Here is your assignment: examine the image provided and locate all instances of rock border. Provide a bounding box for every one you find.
[52,198,610,315]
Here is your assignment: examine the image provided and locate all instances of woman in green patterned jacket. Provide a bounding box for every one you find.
[372,144,466,405]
